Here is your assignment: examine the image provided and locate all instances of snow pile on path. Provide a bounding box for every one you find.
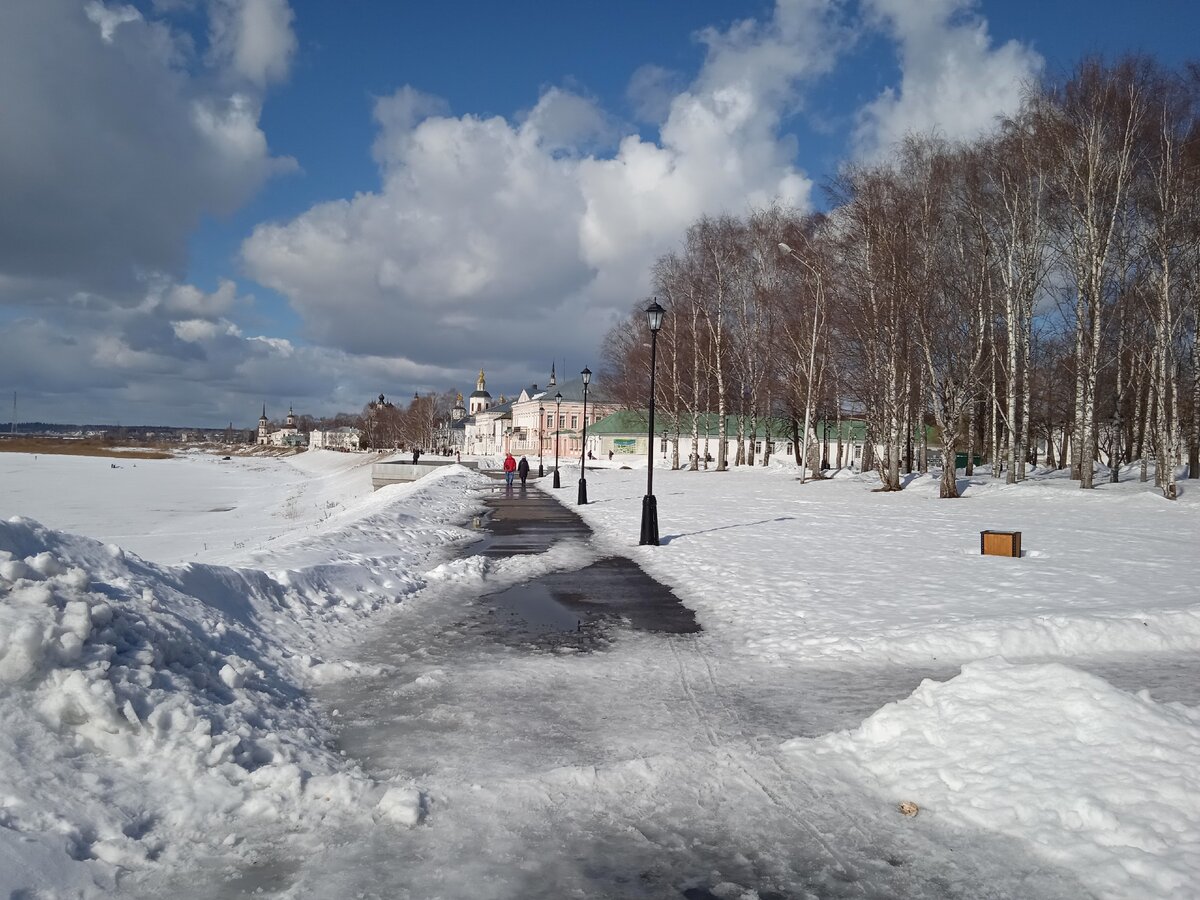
[0,465,487,896]
[799,659,1200,899]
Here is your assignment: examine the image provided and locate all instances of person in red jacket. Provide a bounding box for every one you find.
[503,452,516,486]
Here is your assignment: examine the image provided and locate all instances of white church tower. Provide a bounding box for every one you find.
[469,369,492,415]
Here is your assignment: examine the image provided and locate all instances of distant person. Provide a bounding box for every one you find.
[517,455,530,485]
[587,450,594,460]
[608,449,613,461]
[412,448,421,464]
[503,451,517,486]
[455,451,461,463]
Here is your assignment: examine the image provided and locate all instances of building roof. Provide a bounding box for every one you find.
[525,376,611,404]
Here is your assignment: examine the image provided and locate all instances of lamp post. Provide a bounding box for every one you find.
[779,242,823,483]
[640,299,666,545]
[577,368,591,504]
[538,402,545,478]
[553,391,562,488]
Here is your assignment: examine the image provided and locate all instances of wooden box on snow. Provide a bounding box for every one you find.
[980,530,1021,558]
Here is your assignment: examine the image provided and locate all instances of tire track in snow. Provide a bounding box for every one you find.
[665,632,867,890]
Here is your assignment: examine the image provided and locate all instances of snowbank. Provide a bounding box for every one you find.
[798,659,1200,899]
[0,465,487,895]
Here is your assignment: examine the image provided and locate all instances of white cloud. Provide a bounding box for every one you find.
[172,318,240,342]
[140,277,240,319]
[242,0,842,373]
[206,0,297,88]
[521,88,615,154]
[853,0,1043,157]
[0,274,442,426]
[0,0,292,302]
[84,1,142,43]
[626,65,684,124]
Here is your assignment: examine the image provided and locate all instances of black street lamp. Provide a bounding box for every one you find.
[538,402,545,478]
[640,299,666,545]
[577,367,591,505]
[553,391,562,488]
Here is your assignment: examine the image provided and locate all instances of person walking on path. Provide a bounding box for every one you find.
[517,455,530,485]
[503,452,517,486]
[412,448,421,464]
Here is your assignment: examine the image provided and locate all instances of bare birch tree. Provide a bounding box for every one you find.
[1040,58,1150,489]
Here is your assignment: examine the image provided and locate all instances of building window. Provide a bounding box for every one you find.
[558,415,565,428]
[571,415,578,428]
[546,414,553,427]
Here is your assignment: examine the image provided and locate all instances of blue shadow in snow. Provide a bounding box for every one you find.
[660,516,796,545]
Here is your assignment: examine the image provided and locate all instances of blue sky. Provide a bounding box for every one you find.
[2,0,1197,427]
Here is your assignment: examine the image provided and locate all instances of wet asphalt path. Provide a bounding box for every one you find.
[471,479,701,643]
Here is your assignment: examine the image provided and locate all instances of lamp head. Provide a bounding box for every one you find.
[778,242,793,254]
[554,391,562,404]
[645,298,666,333]
[581,367,591,385]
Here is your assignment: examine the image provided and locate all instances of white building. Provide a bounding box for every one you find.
[461,370,512,456]
[511,366,619,464]
[257,405,306,447]
[310,426,361,451]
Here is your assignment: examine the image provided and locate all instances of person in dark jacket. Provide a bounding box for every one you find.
[517,455,530,485]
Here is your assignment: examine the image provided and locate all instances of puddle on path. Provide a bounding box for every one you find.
[461,484,702,649]
[473,556,701,650]
[486,580,582,633]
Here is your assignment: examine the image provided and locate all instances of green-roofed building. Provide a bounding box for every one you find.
[586,410,915,472]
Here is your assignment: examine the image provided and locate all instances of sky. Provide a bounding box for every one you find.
[2,0,1197,429]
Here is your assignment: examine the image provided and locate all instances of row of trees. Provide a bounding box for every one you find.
[602,56,1200,499]
[356,392,454,451]
[255,394,457,451]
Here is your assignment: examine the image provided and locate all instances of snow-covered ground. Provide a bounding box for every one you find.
[571,459,1200,665]
[1,449,1198,898]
